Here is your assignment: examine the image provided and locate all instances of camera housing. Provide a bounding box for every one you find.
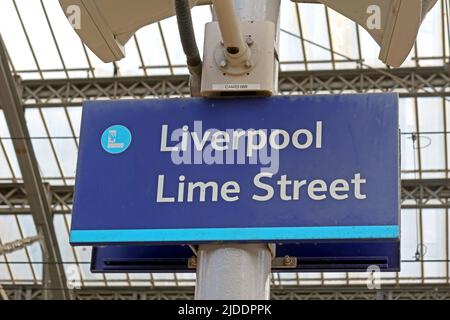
[201,21,278,97]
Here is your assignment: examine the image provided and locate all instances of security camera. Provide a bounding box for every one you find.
[292,0,438,67]
[59,0,199,63]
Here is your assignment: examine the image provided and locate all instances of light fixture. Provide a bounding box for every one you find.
[59,0,200,62]
[292,0,438,67]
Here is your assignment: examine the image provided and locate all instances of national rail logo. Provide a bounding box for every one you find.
[101,125,132,154]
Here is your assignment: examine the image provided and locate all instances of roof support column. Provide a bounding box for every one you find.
[0,36,70,300]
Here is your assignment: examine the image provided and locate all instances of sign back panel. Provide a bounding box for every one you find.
[90,241,401,272]
[70,94,399,245]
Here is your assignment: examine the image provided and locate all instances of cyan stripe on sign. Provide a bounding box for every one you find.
[70,225,399,243]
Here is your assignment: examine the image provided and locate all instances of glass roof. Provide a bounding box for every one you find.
[1,0,450,292]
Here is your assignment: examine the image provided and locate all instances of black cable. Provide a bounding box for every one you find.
[174,0,202,96]
[174,0,202,69]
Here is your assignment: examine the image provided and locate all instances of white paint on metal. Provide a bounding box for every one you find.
[196,0,281,300]
[195,244,273,300]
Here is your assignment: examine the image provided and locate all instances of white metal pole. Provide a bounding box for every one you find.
[195,0,281,300]
[195,244,273,300]
[211,0,249,59]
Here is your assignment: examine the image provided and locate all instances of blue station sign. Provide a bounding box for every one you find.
[70,94,400,245]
